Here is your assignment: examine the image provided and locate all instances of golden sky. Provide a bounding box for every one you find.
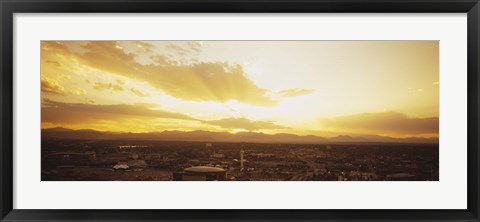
[41,41,439,138]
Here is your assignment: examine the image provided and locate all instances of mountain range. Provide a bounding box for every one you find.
[41,127,438,144]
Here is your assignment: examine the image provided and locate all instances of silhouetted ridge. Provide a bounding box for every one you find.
[41,127,438,144]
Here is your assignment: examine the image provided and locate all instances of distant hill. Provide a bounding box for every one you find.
[41,127,438,144]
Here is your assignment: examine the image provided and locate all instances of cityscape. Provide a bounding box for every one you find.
[41,41,439,181]
[41,128,439,181]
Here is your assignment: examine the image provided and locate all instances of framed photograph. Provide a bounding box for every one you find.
[1,0,479,221]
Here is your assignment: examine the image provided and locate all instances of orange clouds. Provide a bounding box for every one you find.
[71,88,87,96]
[42,99,198,125]
[43,41,280,107]
[135,42,154,53]
[42,97,439,136]
[41,99,288,132]
[320,111,438,136]
[40,41,439,139]
[130,88,150,97]
[93,82,124,91]
[41,76,65,96]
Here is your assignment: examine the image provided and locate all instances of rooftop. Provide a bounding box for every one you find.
[184,166,226,173]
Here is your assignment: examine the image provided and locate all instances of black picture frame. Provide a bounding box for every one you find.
[1,0,479,221]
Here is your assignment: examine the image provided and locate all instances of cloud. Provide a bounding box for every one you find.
[41,99,288,133]
[41,76,65,96]
[165,41,204,55]
[203,117,288,131]
[319,111,438,135]
[45,60,61,67]
[42,99,197,125]
[278,88,315,98]
[43,41,278,107]
[130,87,150,97]
[188,41,204,52]
[141,62,277,106]
[93,82,124,91]
[116,79,125,85]
[42,41,69,53]
[71,88,87,96]
[165,43,191,56]
[135,42,154,52]
[150,55,171,65]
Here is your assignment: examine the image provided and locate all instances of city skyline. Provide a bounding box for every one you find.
[41,41,439,140]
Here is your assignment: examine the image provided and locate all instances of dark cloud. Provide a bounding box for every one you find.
[130,87,150,97]
[41,99,285,132]
[42,99,197,124]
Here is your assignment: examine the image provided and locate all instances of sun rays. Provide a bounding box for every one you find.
[41,41,439,138]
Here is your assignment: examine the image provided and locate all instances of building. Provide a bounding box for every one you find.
[250,153,275,158]
[211,152,225,158]
[46,151,96,161]
[173,166,227,181]
[386,173,416,181]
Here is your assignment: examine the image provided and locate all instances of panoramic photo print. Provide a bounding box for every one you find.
[41,41,439,181]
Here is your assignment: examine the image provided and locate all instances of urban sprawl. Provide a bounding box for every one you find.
[42,140,439,181]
